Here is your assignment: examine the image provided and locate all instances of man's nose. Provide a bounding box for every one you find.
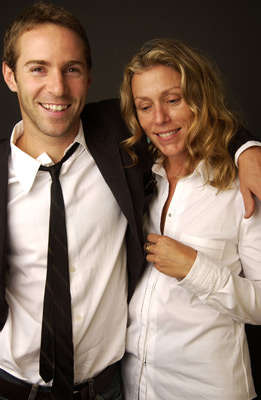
[46,70,68,97]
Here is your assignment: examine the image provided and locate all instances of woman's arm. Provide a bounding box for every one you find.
[145,199,261,324]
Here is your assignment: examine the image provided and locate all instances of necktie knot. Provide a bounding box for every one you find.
[39,142,79,179]
[41,163,62,181]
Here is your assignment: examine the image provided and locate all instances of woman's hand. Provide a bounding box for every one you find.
[144,233,197,280]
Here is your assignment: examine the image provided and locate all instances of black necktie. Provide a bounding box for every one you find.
[39,142,79,399]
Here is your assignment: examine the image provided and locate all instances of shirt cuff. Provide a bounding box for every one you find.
[178,251,230,300]
[235,141,261,167]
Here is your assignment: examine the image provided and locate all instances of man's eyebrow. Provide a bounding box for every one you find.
[66,60,85,66]
[24,60,85,67]
[24,60,49,67]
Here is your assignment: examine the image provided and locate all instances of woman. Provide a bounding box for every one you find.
[120,38,261,400]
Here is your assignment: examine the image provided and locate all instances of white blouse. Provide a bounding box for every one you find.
[122,161,261,400]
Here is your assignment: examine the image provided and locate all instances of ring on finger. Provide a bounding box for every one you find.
[144,243,151,253]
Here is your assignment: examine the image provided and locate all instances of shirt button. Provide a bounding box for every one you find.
[70,266,76,273]
[168,213,172,217]
[75,314,82,322]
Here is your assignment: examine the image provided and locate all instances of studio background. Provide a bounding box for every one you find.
[0,1,261,398]
[0,0,260,140]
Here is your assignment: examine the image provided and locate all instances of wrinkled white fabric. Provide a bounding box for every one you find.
[122,161,260,400]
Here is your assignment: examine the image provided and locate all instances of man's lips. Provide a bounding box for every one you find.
[41,103,70,111]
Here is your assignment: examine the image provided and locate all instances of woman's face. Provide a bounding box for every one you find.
[131,64,194,161]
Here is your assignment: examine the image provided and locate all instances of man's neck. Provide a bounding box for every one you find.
[16,130,77,164]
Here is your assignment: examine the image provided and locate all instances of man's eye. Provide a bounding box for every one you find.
[32,67,43,72]
[66,67,80,73]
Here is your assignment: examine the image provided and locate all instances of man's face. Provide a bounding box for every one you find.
[3,23,91,142]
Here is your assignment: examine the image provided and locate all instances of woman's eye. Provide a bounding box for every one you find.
[168,98,178,103]
[166,96,182,105]
[137,105,151,112]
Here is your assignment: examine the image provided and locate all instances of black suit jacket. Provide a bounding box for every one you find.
[0,98,154,330]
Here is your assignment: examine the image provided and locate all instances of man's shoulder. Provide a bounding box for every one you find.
[0,139,10,180]
[0,138,10,153]
[81,98,129,139]
[81,98,121,121]
[0,138,9,144]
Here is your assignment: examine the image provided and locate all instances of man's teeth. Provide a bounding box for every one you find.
[42,104,69,111]
[158,129,179,138]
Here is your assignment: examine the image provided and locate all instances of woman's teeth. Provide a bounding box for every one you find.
[158,128,180,138]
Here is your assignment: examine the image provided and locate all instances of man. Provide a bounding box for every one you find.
[0,3,260,400]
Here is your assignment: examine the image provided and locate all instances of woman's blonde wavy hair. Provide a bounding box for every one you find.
[120,38,242,190]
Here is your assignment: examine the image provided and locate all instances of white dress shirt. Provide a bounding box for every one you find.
[0,121,128,385]
[122,160,261,400]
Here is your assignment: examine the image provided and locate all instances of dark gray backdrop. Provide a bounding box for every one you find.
[0,1,261,398]
[0,0,260,139]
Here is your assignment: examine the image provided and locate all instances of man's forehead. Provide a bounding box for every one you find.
[16,24,86,64]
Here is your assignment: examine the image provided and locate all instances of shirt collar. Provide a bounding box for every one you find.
[152,159,212,183]
[10,120,88,194]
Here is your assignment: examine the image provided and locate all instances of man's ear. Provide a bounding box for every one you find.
[2,62,18,92]
[87,73,92,89]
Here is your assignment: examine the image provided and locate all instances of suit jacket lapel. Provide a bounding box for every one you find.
[83,120,139,240]
[0,139,10,329]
